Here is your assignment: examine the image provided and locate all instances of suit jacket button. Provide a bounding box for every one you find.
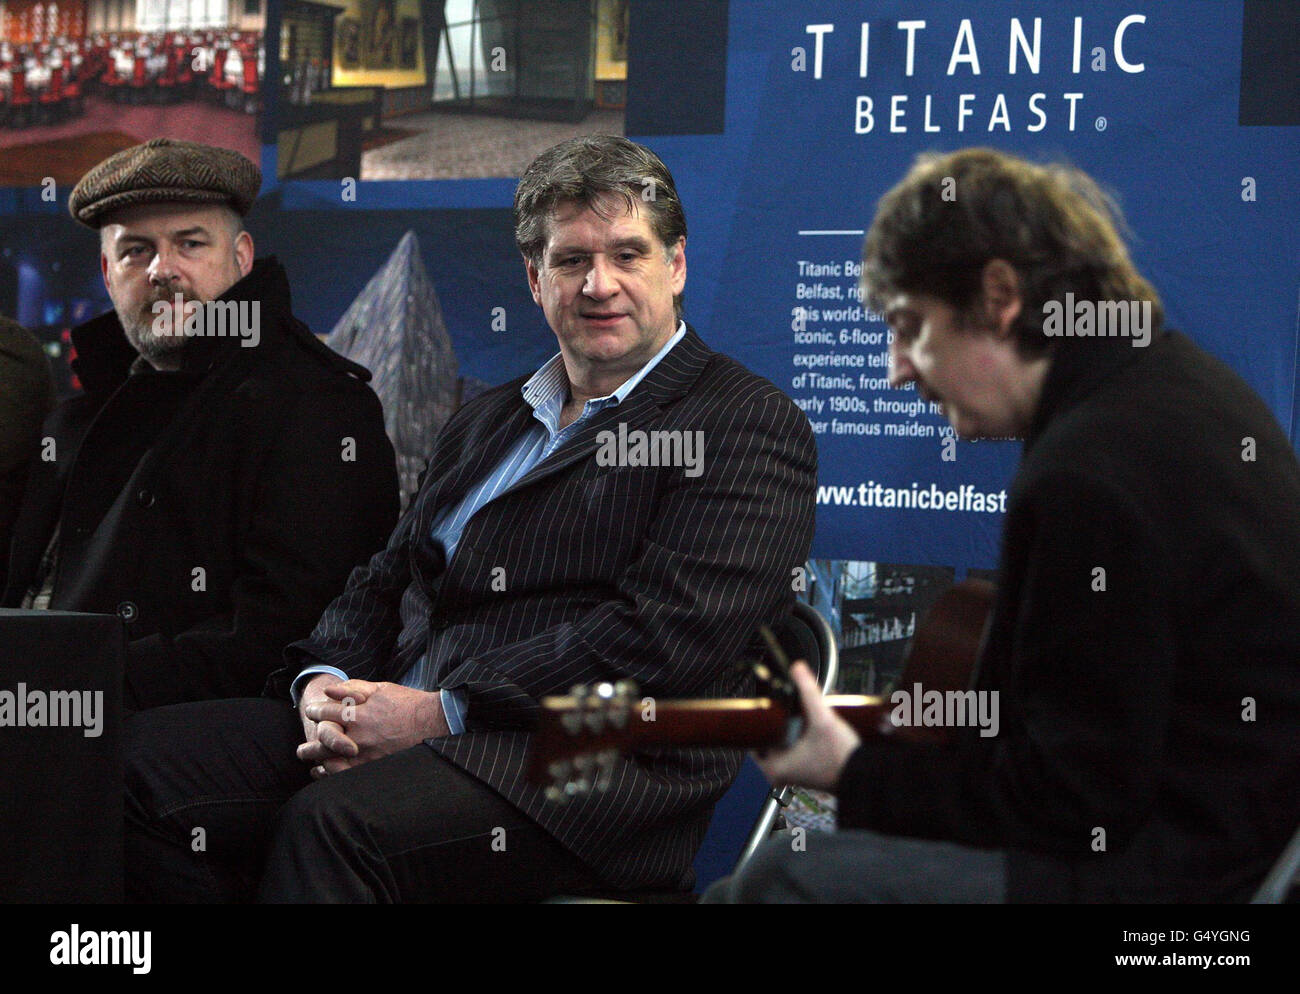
[117,601,138,622]
[136,489,155,508]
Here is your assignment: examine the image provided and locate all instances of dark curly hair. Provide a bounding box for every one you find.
[862,147,1163,355]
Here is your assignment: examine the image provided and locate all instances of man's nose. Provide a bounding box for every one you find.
[583,257,616,298]
[148,247,178,287]
[887,341,915,388]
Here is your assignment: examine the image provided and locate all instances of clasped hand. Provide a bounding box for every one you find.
[297,676,450,779]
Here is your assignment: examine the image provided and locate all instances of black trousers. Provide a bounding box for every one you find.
[124,698,602,902]
[701,829,1007,903]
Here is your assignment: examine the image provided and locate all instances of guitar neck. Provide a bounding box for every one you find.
[528,580,994,789]
[605,695,895,747]
[528,695,897,783]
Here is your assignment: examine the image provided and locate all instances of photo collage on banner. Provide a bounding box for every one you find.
[3,0,1298,739]
[1,0,1297,891]
[1,0,265,392]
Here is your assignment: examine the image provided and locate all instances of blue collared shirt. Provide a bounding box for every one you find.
[293,322,687,736]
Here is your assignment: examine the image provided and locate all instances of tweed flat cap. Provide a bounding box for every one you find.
[69,137,261,228]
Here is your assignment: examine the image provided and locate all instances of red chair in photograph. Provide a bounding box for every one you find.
[38,65,66,123]
[101,55,124,100]
[128,53,148,103]
[157,46,178,102]
[211,47,236,106]
[63,66,83,117]
[74,48,101,101]
[175,43,194,98]
[8,68,33,127]
[240,51,258,114]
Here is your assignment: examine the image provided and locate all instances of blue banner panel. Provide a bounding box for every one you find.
[625,0,1300,567]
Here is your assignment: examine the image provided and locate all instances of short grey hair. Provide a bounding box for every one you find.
[514,135,687,319]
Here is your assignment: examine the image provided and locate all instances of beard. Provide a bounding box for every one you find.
[118,287,197,363]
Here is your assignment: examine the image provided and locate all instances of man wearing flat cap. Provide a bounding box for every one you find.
[2,138,399,710]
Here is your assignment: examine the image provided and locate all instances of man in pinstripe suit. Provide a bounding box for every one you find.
[124,136,817,902]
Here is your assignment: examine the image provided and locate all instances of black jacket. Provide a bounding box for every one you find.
[838,330,1300,902]
[273,328,818,889]
[3,258,399,709]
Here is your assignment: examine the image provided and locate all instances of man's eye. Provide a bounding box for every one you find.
[617,252,638,263]
[125,246,149,258]
[182,240,204,249]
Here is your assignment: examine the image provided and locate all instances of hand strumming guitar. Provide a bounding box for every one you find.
[754,661,861,792]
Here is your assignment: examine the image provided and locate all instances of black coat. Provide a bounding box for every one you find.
[838,330,1300,902]
[3,258,399,709]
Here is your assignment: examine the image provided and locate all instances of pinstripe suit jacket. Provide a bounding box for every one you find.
[272,326,817,889]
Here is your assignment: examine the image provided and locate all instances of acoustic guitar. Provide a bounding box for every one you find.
[528,578,995,801]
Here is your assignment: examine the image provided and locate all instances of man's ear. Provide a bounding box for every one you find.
[100,248,112,294]
[980,259,1022,339]
[667,236,686,296]
[234,230,254,277]
[524,255,543,306]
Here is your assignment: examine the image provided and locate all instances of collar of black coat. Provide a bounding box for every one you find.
[1024,325,1169,450]
[69,256,373,394]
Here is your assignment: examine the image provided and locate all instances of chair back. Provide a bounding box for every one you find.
[728,601,837,875]
[692,601,839,891]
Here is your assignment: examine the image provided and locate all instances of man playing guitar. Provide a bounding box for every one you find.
[704,148,1300,903]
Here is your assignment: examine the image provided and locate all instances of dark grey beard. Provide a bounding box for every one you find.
[119,303,189,362]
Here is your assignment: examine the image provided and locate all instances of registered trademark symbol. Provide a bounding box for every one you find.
[1095,116,1107,131]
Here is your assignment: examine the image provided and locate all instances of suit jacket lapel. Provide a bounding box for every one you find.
[407,327,715,530]
[504,326,715,495]
[410,388,535,536]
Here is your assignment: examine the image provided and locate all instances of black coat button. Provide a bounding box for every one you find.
[136,489,155,508]
[117,601,138,622]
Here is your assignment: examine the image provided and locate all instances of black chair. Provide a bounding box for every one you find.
[0,609,125,900]
[731,600,838,875]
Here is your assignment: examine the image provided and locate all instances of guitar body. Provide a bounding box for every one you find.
[899,577,996,697]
